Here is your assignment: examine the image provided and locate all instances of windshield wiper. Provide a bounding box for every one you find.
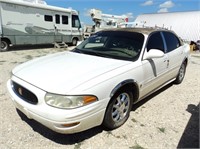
[73,48,112,58]
[73,48,84,54]
[84,50,112,58]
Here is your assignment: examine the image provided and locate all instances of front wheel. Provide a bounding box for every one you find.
[103,88,133,130]
[174,62,186,84]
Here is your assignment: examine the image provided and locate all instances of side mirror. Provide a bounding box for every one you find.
[143,49,165,59]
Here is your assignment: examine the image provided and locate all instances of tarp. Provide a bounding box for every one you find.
[11,0,47,5]
[135,11,200,42]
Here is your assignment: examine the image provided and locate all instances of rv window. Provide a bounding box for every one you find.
[62,15,68,25]
[55,14,60,24]
[44,15,53,22]
[72,15,81,28]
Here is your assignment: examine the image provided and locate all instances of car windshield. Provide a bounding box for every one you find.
[73,31,144,61]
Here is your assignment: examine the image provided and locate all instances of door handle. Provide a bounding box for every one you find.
[164,59,169,68]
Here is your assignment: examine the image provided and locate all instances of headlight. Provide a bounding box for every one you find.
[45,93,97,109]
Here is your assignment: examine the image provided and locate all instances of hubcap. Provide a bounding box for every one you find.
[112,93,130,122]
[1,42,4,49]
[73,39,77,45]
[1,41,7,50]
[179,64,185,80]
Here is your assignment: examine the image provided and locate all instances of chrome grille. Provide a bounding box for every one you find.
[12,81,38,104]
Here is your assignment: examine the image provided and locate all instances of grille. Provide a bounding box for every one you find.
[12,81,38,104]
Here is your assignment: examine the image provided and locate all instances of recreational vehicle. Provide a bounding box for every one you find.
[0,0,82,51]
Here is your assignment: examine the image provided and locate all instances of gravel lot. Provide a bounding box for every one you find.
[0,46,199,149]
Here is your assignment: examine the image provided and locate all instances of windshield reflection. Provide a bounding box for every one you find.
[73,31,144,61]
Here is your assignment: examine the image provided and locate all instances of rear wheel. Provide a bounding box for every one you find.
[1,40,9,52]
[174,62,186,84]
[103,88,133,129]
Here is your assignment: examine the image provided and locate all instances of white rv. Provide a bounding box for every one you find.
[0,0,82,51]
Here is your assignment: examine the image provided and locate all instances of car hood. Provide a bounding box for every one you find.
[13,51,131,94]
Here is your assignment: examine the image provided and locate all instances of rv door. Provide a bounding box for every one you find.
[0,4,2,50]
[54,13,70,42]
[0,17,2,36]
[71,14,82,44]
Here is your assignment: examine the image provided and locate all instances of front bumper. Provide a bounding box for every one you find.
[7,77,107,134]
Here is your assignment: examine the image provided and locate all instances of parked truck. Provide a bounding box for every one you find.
[0,0,82,51]
[83,9,128,39]
[90,9,128,29]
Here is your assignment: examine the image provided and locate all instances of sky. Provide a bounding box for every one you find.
[44,0,200,25]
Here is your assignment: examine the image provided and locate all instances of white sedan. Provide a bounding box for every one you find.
[7,28,190,134]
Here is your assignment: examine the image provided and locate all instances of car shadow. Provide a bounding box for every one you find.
[8,44,54,51]
[177,103,199,148]
[131,83,173,111]
[16,109,103,145]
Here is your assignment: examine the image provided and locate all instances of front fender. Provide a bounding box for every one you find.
[110,79,139,101]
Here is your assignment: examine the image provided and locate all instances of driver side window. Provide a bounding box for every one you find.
[147,32,165,52]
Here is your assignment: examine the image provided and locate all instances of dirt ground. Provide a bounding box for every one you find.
[0,45,199,149]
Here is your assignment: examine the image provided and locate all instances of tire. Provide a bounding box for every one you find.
[72,38,77,46]
[0,40,9,52]
[103,88,133,130]
[174,62,186,84]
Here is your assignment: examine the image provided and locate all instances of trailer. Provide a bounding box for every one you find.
[0,0,82,51]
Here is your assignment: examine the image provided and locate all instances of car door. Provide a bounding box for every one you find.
[162,31,184,79]
[140,32,169,98]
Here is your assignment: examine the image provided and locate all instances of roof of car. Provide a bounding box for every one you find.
[102,27,173,35]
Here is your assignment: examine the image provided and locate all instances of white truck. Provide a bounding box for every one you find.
[90,9,128,29]
[0,0,82,51]
[83,9,128,39]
